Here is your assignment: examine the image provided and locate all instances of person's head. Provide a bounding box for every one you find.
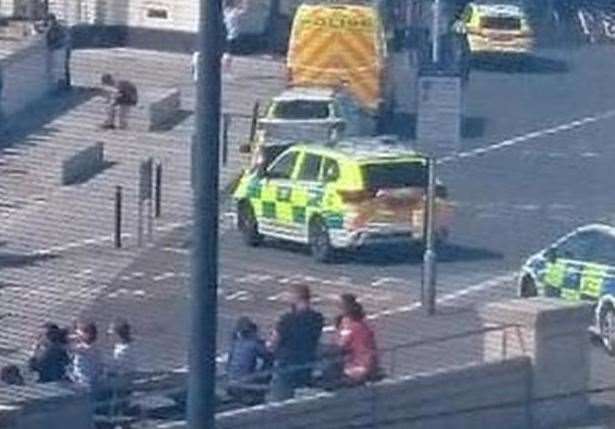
[45,323,67,345]
[109,319,132,344]
[101,73,115,87]
[41,322,59,338]
[234,316,257,339]
[48,13,57,24]
[290,284,311,310]
[338,293,365,321]
[75,321,97,345]
[1,365,24,386]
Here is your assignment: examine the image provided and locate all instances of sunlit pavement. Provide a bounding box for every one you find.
[2,44,615,426]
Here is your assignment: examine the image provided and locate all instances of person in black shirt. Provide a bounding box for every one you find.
[100,74,138,130]
[29,323,70,383]
[268,284,324,401]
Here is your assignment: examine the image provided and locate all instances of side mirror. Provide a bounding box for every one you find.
[545,247,557,263]
[239,143,252,154]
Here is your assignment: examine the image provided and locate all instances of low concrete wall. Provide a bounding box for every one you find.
[479,297,593,428]
[61,141,105,185]
[147,87,181,131]
[0,383,92,429]
[158,358,532,429]
[131,87,181,131]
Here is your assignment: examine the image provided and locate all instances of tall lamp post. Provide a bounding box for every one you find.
[188,0,222,427]
[431,0,441,63]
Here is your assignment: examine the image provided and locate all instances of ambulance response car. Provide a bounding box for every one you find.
[233,139,453,262]
[519,224,615,353]
[286,4,394,125]
[452,1,535,55]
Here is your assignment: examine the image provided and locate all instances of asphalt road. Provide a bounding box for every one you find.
[3,42,615,426]
[79,44,615,385]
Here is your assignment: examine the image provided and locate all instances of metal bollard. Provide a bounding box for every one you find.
[249,101,260,142]
[222,113,230,166]
[114,185,122,248]
[155,162,162,218]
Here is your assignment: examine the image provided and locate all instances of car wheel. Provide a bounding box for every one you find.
[519,275,538,298]
[599,304,615,355]
[237,202,262,247]
[309,218,333,263]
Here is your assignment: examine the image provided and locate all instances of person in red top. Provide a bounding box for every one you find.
[335,294,379,385]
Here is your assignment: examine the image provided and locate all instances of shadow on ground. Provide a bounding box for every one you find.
[66,160,117,186]
[0,251,59,269]
[154,109,193,132]
[0,86,99,150]
[462,116,487,139]
[471,54,569,74]
[255,239,502,266]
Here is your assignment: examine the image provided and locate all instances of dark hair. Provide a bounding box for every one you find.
[101,73,114,86]
[340,293,365,321]
[46,324,67,344]
[234,316,257,338]
[1,365,24,386]
[291,284,311,302]
[112,320,132,343]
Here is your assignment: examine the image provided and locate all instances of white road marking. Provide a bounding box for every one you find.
[323,272,517,332]
[226,291,251,301]
[163,247,190,255]
[439,109,615,164]
[25,220,189,258]
[152,272,177,282]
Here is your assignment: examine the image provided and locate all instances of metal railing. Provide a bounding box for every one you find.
[87,322,524,426]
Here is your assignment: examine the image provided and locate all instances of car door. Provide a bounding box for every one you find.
[259,150,300,235]
[579,232,615,301]
[293,152,325,241]
[542,230,598,300]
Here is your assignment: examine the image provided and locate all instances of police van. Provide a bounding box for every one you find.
[519,224,615,353]
[233,138,454,262]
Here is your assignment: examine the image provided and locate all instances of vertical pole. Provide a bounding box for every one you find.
[422,158,437,315]
[222,113,230,166]
[249,102,260,142]
[137,200,143,248]
[114,186,122,248]
[432,0,441,63]
[189,0,221,426]
[147,196,153,241]
[155,162,162,218]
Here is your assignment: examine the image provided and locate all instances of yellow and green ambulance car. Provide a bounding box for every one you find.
[233,139,454,262]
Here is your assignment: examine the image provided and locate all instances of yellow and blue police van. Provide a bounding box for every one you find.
[452,1,535,55]
[233,139,454,262]
[519,224,615,353]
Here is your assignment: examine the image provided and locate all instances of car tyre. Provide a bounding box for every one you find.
[519,275,538,298]
[599,304,615,355]
[310,218,333,263]
[237,202,262,247]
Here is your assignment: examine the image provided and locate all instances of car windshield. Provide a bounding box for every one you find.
[361,161,428,190]
[272,100,331,119]
[480,16,522,30]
